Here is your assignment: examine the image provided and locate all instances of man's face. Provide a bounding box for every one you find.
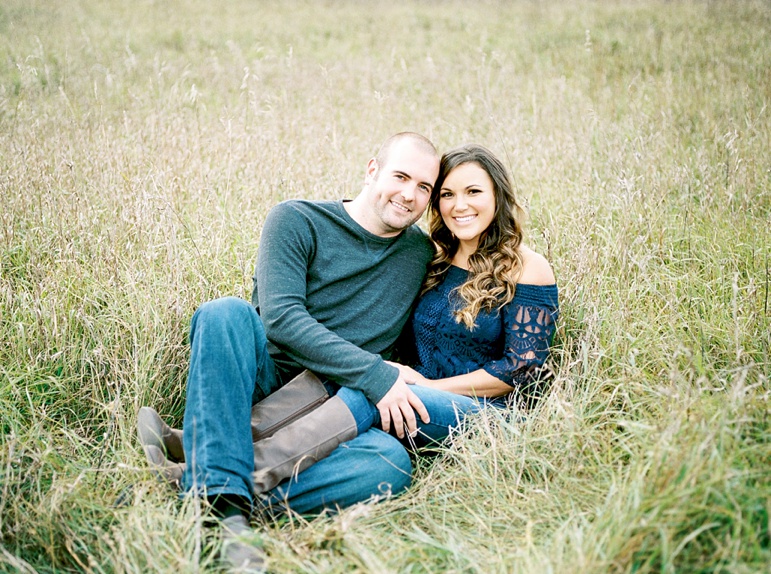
[363,140,439,236]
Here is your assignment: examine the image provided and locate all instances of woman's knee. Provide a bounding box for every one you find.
[410,385,482,426]
[335,387,379,435]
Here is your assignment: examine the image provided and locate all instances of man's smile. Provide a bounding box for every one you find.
[390,200,411,213]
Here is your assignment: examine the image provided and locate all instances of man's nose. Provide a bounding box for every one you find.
[400,183,417,202]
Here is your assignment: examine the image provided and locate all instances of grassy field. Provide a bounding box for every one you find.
[1,0,769,572]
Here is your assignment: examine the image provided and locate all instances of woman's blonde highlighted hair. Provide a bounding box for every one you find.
[422,144,526,329]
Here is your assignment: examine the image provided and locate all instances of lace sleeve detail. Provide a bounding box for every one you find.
[483,284,558,388]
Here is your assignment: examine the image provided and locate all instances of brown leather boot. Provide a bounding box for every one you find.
[251,395,357,494]
[137,370,347,494]
[138,370,329,464]
[142,444,186,489]
[250,370,328,441]
[137,406,185,461]
[220,514,266,573]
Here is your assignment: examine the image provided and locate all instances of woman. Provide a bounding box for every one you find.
[338,142,559,446]
[138,143,558,485]
[409,143,557,394]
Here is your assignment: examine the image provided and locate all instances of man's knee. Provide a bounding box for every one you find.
[194,296,255,322]
[192,297,263,337]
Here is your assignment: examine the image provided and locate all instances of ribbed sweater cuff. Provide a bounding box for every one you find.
[359,361,400,405]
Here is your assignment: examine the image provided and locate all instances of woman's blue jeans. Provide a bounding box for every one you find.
[335,383,486,450]
[181,297,411,514]
[255,384,485,515]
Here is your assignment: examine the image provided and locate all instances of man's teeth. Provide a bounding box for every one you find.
[391,201,410,212]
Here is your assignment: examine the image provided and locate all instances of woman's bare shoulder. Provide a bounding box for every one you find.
[518,245,556,285]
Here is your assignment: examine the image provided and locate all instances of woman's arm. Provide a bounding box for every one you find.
[386,362,512,398]
[388,250,559,399]
[388,248,558,400]
[420,369,513,397]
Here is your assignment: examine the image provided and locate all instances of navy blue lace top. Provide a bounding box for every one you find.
[411,265,559,390]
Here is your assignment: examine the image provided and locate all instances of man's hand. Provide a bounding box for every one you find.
[375,377,430,439]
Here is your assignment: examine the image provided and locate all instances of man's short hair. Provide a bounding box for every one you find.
[375,132,438,167]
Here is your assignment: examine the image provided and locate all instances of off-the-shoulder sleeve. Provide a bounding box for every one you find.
[482,284,559,388]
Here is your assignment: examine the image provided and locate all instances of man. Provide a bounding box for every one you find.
[139,132,440,570]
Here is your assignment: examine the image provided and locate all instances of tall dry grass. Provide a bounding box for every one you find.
[1,0,769,572]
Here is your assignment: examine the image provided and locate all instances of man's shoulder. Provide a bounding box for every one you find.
[266,199,341,229]
[270,198,338,218]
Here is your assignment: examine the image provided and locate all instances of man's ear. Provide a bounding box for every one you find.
[364,158,379,183]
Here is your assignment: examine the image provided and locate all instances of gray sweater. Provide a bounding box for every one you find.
[252,199,433,404]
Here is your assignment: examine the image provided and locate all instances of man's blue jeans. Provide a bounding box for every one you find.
[181,297,412,514]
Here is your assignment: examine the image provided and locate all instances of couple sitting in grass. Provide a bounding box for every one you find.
[137,132,558,571]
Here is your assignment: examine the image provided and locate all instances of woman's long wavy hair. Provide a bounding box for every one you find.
[422,144,526,329]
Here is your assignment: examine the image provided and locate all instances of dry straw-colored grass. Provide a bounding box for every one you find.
[1,0,769,572]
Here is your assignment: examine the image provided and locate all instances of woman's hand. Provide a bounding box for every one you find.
[385,361,430,386]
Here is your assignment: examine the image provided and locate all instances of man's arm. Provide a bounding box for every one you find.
[253,202,428,436]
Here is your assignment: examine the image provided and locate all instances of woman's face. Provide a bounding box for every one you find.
[438,162,496,250]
